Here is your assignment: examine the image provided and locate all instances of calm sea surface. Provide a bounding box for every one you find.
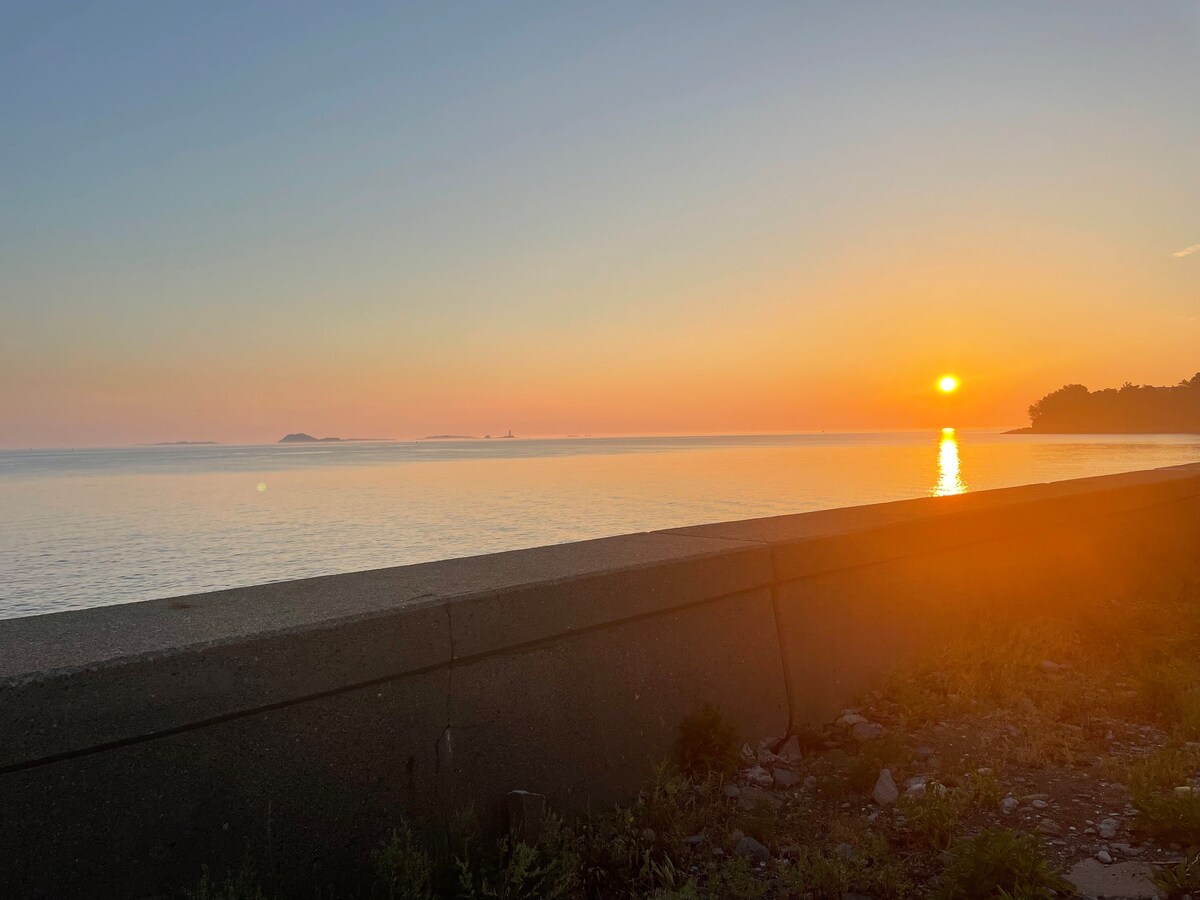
[2,430,1198,620]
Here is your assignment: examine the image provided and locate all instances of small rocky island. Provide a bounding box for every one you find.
[278,433,342,443]
[1011,372,1200,434]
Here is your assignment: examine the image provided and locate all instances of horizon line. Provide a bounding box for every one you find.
[1,425,1030,452]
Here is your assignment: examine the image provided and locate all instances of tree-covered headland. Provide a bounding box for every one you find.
[1014,373,1200,433]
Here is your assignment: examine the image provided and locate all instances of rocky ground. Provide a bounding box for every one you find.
[692,590,1200,900]
[720,695,1199,899]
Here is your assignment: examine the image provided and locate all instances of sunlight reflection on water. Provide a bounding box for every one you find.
[932,427,967,497]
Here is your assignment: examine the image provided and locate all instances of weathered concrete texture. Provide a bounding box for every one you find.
[446,537,770,658]
[773,551,981,724]
[1,531,769,767]
[0,597,450,768]
[0,667,451,900]
[445,588,788,829]
[0,531,769,680]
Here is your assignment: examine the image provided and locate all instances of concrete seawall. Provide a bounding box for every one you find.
[3,463,1199,897]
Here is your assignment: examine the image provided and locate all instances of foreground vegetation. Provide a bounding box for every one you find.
[188,581,1200,899]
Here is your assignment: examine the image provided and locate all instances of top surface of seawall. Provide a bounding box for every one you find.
[0,530,773,682]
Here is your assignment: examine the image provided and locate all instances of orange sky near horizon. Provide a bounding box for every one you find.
[7,237,1196,447]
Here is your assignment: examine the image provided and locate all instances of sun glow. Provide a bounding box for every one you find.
[937,375,960,393]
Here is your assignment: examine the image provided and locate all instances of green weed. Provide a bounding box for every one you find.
[375,821,434,900]
[899,783,961,850]
[1153,852,1200,899]
[182,861,271,900]
[674,704,740,781]
[934,829,1071,900]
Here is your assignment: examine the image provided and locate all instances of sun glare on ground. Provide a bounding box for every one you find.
[938,375,960,394]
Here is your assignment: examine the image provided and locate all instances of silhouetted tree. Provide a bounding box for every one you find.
[1025,373,1200,433]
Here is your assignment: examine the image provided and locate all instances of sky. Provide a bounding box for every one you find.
[2,2,1198,448]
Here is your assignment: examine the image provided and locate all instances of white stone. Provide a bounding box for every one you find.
[772,767,801,789]
[872,769,899,806]
[743,765,773,788]
[851,721,883,741]
[734,835,770,864]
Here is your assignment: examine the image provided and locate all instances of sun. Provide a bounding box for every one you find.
[938,375,960,394]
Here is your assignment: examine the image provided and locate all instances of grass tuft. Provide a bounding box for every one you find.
[1153,852,1200,900]
[934,829,1071,900]
[376,821,433,900]
[673,704,740,781]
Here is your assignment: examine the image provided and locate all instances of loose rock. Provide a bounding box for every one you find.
[734,835,770,864]
[873,769,899,806]
[851,721,883,741]
[737,787,783,811]
[743,765,773,788]
[1037,818,1063,836]
[1111,841,1144,858]
[772,767,802,789]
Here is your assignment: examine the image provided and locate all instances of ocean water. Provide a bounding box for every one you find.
[1,430,1198,620]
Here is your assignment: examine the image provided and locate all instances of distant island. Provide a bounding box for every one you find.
[421,434,477,441]
[278,433,391,443]
[279,433,341,443]
[1010,372,1200,434]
